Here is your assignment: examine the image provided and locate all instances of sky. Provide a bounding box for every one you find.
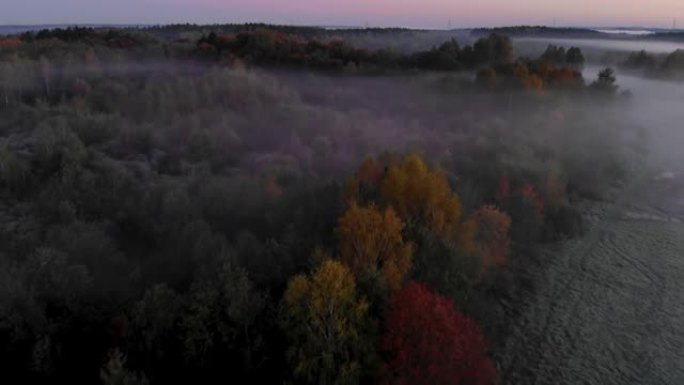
[3,0,684,29]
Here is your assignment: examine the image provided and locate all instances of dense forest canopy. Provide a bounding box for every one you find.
[0,24,646,385]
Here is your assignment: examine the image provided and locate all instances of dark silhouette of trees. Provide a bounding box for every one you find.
[195,30,515,72]
[540,45,566,64]
[468,34,513,66]
[565,47,585,68]
[662,49,684,72]
[622,50,657,70]
[539,45,584,68]
[591,67,618,94]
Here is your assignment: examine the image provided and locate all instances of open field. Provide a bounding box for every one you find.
[497,159,684,384]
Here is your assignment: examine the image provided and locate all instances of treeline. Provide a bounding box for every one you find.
[196,29,515,71]
[194,27,603,94]
[621,48,684,79]
[10,27,155,49]
[0,28,614,114]
[471,26,602,38]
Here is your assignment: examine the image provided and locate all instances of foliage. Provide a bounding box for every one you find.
[591,67,618,94]
[565,47,586,68]
[336,203,412,292]
[196,29,514,72]
[474,205,511,271]
[100,350,150,385]
[281,260,373,385]
[621,50,657,71]
[381,155,469,247]
[378,283,497,385]
[662,49,684,73]
[180,254,265,375]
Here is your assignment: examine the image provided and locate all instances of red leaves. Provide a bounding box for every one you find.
[520,183,545,221]
[0,37,22,50]
[496,173,510,203]
[497,174,545,223]
[356,157,384,188]
[71,78,91,97]
[379,283,498,385]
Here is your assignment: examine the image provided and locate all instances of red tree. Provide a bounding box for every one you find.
[495,173,510,203]
[379,283,498,385]
[520,183,545,221]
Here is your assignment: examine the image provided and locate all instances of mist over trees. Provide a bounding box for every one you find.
[619,48,684,79]
[0,24,643,385]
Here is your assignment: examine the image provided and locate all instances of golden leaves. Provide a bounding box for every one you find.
[336,203,412,292]
[282,260,370,384]
[380,154,465,245]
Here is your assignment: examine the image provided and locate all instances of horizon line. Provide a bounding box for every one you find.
[1,22,681,31]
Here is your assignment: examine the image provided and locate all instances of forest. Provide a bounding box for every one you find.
[0,24,645,384]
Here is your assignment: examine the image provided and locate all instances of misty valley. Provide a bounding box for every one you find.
[1,24,684,385]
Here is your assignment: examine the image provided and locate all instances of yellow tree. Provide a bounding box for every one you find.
[282,260,372,385]
[336,203,412,292]
[380,154,474,253]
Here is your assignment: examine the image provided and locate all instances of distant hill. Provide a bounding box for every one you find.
[472,25,684,43]
[0,24,144,36]
[647,31,684,42]
[471,26,602,38]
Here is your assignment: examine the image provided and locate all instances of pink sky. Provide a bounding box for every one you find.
[3,0,684,28]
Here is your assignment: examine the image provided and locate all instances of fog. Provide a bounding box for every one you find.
[515,37,684,54]
[602,67,684,163]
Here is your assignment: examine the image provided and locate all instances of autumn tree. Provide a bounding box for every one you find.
[356,157,384,189]
[505,183,545,246]
[0,37,22,49]
[281,260,374,385]
[520,183,545,222]
[379,283,497,385]
[513,64,545,92]
[345,157,384,204]
[380,154,475,253]
[336,203,412,292]
[495,173,511,203]
[474,205,511,271]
